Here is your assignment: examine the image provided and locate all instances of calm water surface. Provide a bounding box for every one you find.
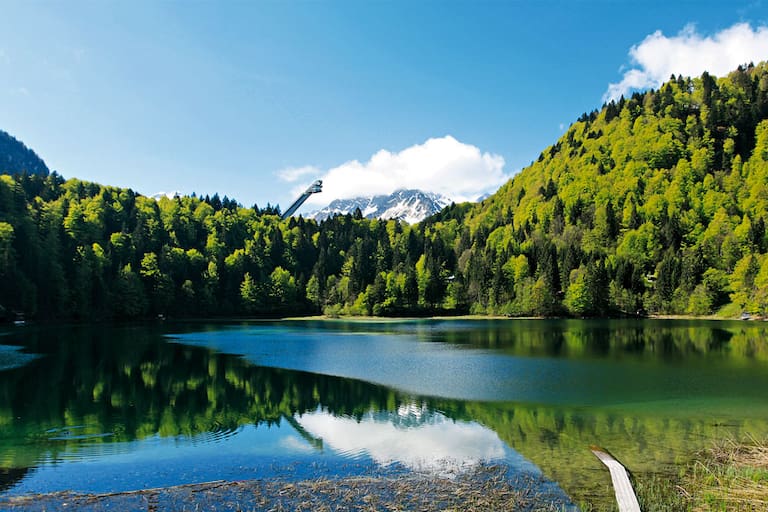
[0,319,767,508]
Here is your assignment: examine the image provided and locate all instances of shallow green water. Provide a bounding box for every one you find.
[0,318,766,508]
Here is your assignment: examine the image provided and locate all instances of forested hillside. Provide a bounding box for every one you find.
[0,130,49,177]
[464,61,768,317]
[2,63,768,321]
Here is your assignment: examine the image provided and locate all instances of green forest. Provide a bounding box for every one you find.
[3,62,768,321]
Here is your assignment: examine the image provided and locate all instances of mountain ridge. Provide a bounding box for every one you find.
[307,189,452,224]
[0,130,49,177]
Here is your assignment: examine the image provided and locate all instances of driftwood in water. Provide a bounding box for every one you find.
[591,445,641,512]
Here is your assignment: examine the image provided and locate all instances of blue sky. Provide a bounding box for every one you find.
[1,1,767,212]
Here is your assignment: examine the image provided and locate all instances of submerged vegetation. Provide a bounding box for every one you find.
[4,63,768,321]
[0,464,569,512]
[681,437,768,510]
[634,437,768,511]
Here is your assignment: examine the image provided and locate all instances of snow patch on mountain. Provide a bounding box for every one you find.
[307,189,452,224]
[151,191,183,200]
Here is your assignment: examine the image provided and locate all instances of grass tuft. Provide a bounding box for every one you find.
[687,436,768,511]
[635,436,768,512]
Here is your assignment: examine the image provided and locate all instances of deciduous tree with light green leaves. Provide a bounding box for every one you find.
[4,62,768,320]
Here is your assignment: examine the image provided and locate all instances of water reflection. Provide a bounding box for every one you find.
[173,319,768,408]
[0,325,558,499]
[295,404,510,473]
[0,325,407,469]
[296,318,754,361]
[0,320,765,509]
[0,344,36,372]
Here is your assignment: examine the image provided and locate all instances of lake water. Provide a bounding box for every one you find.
[0,318,767,509]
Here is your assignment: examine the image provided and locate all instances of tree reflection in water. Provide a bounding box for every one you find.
[0,320,766,508]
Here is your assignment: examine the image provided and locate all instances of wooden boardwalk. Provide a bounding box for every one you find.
[591,446,641,512]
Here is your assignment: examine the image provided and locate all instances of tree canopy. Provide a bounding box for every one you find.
[3,63,768,320]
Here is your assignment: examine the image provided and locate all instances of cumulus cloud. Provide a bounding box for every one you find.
[281,136,508,206]
[604,23,768,102]
[275,165,321,183]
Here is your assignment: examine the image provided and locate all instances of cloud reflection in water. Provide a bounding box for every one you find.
[294,403,507,474]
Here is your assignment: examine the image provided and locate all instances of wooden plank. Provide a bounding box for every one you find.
[590,446,641,512]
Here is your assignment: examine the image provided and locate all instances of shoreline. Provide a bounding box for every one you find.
[0,464,574,512]
[283,313,749,322]
[6,312,759,328]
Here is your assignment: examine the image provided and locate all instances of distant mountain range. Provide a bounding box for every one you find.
[0,130,49,177]
[306,189,452,224]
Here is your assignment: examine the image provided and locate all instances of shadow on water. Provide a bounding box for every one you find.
[0,468,29,493]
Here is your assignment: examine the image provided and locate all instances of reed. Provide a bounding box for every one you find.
[635,436,768,512]
[686,436,768,511]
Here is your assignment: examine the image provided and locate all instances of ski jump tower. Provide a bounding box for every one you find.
[281,180,322,220]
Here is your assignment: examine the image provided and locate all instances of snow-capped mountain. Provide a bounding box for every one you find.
[150,191,182,200]
[307,189,452,224]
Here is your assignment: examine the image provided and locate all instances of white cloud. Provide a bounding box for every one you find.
[275,165,321,183]
[604,23,768,102]
[283,136,508,206]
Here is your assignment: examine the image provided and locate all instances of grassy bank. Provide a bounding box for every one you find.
[635,437,768,511]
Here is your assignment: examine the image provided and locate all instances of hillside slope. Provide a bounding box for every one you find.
[456,62,768,316]
[0,130,49,176]
[3,63,768,320]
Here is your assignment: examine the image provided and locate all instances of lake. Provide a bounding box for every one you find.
[0,318,767,509]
